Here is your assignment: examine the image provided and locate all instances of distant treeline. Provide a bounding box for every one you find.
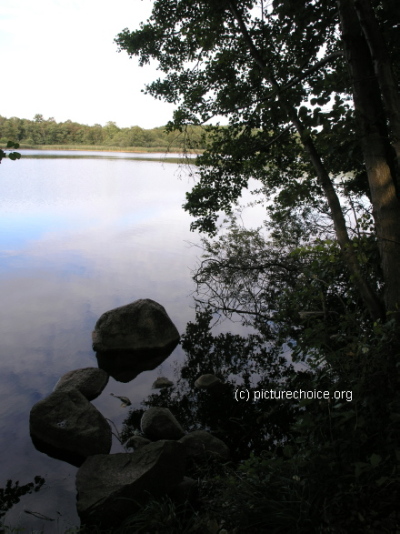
[0,114,206,150]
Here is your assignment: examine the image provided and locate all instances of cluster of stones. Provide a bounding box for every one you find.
[28,299,229,530]
[77,407,230,529]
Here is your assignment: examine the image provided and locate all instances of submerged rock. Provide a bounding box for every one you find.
[194,374,222,389]
[30,389,112,467]
[92,299,180,382]
[152,376,174,389]
[141,407,185,440]
[76,440,186,528]
[53,367,109,401]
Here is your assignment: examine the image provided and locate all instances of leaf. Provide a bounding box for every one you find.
[376,476,389,486]
[354,461,370,477]
[369,453,382,468]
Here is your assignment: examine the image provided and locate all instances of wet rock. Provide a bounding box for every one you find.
[92,298,179,354]
[152,376,174,389]
[96,350,169,383]
[194,374,221,389]
[30,389,112,467]
[179,430,230,461]
[92,299,180,382]
[53,367,109,401]
[124,435,151,451]
[76,440,186,528]
[141,407,185,440]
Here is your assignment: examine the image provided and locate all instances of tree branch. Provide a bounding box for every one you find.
[259,51,344,104]
[226,0,384,321]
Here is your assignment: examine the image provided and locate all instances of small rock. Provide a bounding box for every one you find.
[194,374,221,389]
[152,377,174,389]
[141,407,185,440]
[54,367,109,401]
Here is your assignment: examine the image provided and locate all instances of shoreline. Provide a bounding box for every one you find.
[17,145,202,155]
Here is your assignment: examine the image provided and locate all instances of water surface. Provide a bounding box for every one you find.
[0,150,201,532]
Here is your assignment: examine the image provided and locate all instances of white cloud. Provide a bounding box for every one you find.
[2,0,177,128]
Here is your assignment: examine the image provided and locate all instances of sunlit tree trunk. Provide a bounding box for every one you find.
[338,0,400,319]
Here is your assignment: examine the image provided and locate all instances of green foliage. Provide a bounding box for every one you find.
[115,0,400,323]
[0,141,21,164]
[218,333,400,532]
[116,197,400,531]
[0,115,207,151]
[115,0,380,235]
[117,301,400,532]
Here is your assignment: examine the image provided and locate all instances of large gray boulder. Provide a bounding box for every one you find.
[92,299,179,354]
[141,407,185,441]
[92,299,180,382]
[53,367,109,400]
[76,440,186,528]
[179,430,230,461]
[30,389,112,466]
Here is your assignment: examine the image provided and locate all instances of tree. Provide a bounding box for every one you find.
[115,0,400,322]
[0,141,21,164]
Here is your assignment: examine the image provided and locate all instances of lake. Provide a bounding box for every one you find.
[0,150,206,532]
[0,149,266,532]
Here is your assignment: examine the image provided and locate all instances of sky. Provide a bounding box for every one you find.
[1,0,177,129]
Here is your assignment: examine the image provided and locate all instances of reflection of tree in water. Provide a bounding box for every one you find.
[121,308,300,462]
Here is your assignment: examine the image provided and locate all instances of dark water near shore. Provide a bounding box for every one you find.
[0,150,203,532]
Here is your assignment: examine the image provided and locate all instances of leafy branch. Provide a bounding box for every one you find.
[0,141,21,164]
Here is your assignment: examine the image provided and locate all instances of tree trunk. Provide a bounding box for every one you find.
[354,0,400,180]
[338,0,400,319]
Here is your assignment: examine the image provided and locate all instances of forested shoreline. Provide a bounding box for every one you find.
[0,114,206,151]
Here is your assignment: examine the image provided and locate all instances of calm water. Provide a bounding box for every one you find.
[0,150,202,532]
[0,149,267,532]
